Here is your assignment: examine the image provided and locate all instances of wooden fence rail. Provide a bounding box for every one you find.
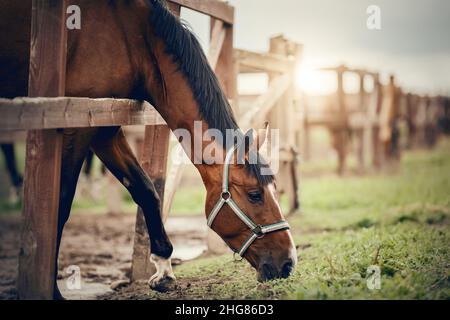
[170,0,234,24]
[0,98,164,130]
[300,65,447,174]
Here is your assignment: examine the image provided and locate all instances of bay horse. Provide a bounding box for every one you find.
[0,0,297,299]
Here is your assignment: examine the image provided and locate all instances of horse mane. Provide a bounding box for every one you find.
[148,0,274,186]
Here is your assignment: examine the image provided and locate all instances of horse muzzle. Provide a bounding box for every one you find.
[257,256,297,282]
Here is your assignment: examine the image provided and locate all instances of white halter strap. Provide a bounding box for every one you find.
[206,143,290,258]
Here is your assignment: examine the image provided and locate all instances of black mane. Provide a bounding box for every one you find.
[148,0,274,186]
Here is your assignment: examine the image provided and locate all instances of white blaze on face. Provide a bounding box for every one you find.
[267,183,298,267]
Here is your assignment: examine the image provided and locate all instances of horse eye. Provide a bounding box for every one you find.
[247,191,263,203]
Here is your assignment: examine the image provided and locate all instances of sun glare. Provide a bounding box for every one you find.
[295,62,336,96]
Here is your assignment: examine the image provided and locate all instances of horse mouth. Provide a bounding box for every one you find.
[257,259,295,282]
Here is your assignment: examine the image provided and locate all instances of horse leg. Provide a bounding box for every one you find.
[0,143,23,188]
[83,149,95,177]
[90,127,174,288]
[53,129,97,299]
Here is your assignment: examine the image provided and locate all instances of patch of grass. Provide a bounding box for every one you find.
[142,223,449,300]
[395,212,420,224]
[351,218,378,229]
[171,185,206,216]
[145,138,450,300]
[0,200,22,215]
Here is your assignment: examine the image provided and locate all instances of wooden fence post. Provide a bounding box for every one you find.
[18,0,68,300]
[212,16,237,107]
[266,35,299,213]
[379,75,397,163]
[371,74,383,168]
[301,99,311,161]
[131,126,171,281]
[362,73,379,170]
[334,65,348,175]
[356,71,366,171]
[130,2,180,281]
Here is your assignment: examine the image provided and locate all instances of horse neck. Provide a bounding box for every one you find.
[143,36,222,170]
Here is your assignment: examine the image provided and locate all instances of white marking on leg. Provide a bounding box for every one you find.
[148,254,176,289]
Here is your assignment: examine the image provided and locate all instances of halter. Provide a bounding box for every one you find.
[206,141,290,259]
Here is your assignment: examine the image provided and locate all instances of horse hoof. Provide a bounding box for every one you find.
[53,289,66,300]
[148,275,177,293]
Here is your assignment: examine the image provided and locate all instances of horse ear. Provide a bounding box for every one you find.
[242,122,269,157]
[243,128,255,155]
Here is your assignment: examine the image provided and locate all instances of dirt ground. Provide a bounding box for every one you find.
[0,212,208,300]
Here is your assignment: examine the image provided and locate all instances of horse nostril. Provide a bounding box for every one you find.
[259,258,295,281]
[260,263,278,281]
[281,259,294,278]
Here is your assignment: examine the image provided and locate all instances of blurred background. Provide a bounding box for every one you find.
[1,0,449,300]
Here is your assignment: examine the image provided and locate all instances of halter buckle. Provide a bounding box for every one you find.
[252,225,265,239]
[221,191,231,201]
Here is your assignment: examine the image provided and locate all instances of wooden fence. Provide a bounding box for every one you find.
[299,65,447,174]
[0,0,236,300]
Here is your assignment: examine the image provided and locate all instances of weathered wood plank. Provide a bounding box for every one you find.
[162,147,185,222]
[235,49,292,74]
[169,0,234,24]
[167,1,181,15]
[0,97,165,130]
[320,66,378,78]
[239,73,291,129]
[208,19,226,70]
[18,0,67,300]
[213,18,236,101]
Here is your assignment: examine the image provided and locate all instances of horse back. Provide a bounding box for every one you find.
[0,0,32,98]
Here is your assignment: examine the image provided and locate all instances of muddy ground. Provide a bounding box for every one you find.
[0,212,208,300]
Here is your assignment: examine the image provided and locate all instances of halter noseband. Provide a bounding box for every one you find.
[206,141,290,259]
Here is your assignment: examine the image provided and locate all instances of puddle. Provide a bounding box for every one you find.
[165,215,208,261]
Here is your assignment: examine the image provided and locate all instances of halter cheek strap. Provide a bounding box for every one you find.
[206,144,290,258]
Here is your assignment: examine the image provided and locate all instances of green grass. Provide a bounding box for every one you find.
[2,138,450,299]
[155,223,447,300]
[144,138,450,300]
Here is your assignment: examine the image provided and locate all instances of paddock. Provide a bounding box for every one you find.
[0,0,449,300]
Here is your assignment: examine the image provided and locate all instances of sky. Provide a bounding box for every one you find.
[181,0,450,96]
